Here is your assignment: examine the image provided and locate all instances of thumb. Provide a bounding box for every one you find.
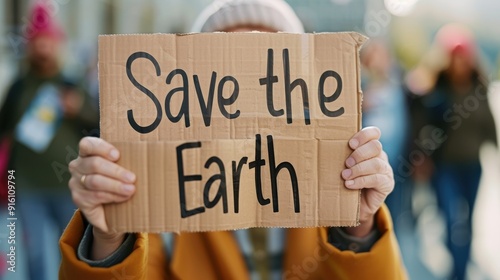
[85,207,109,233]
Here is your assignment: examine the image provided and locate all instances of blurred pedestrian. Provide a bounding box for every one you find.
[0,2,98,280]
[408,23,497,280]
[360,40,412,236]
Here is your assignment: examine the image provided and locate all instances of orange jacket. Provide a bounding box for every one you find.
[59,205,407,279]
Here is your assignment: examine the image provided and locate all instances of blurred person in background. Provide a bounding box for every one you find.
[360,40,411,237]
[407,23,497,280]
[0,2,98,280]
[59,0,407,279]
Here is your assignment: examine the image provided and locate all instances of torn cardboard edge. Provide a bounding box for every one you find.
[99,32,366,233]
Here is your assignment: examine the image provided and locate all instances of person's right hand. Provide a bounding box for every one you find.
[68,137,136,259]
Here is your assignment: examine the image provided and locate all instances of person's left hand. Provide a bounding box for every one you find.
[340,126,394,237]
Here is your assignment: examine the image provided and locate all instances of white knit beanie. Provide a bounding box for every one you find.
[191,0,304,33]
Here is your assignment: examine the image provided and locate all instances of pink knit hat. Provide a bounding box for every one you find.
[25,1,65,42]
[435,23,476,62]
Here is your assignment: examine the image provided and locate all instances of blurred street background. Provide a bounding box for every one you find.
[0,0,499,279]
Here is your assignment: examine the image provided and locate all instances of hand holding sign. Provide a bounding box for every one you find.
[340,127,394,237]
[69,137,136,232]
[68,137,136,259]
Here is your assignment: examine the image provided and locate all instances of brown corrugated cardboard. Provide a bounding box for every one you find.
[99,32,366,233]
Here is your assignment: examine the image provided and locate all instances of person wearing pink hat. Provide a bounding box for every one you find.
[410,23,497,280]
[0,2,98,280]
[59,1,406,279]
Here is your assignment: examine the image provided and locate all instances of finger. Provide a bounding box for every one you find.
[342,157,389,180]
[81,174,135,196]
[79,137,120,161]
[345,174,393,194]
[70,156,136,184]
[345,140,382,168]
[378,150,389,162]
[348,126,381,149]
[71,187,132,210]
[85,189,132,206]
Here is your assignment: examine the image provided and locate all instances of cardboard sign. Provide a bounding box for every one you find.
[99,32,366,233]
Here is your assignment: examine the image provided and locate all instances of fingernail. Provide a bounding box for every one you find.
[345,180,354,187]
[346,157,355,168]
[124,172,135,182]
[342,169,352,179]
[110,149,119,160]
[122,184,135,193]
[349,139,359,149]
